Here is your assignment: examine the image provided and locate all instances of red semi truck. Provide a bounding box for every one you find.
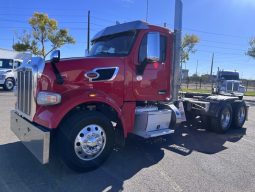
[10,8,249,172]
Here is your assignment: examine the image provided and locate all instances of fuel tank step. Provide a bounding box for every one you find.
[132,106,175,138]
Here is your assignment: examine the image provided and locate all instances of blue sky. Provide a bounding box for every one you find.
[0,0,255,79]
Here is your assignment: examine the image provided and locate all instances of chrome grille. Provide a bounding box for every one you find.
[233,83,239,91]
[226,82,239,92]
[17,70,32,115]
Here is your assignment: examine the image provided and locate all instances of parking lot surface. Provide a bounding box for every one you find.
[0,90,255,192]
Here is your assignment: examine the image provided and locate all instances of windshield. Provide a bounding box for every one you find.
[0,59,13,69]
[89,31,136,57]
[220,74,239,80]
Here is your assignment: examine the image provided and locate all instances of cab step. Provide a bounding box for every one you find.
[133,128,174,138]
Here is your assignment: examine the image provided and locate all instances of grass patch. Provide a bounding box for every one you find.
[181,88,211,94]
[245,92,255,96]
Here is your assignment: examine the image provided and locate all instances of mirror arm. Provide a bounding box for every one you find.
[51,61,64,85]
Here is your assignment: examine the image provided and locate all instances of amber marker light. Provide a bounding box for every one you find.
[89,93,97,97]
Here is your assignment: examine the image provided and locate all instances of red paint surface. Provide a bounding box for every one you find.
[33,24,173,136]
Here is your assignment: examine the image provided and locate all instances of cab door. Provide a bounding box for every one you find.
[133,31,171,101]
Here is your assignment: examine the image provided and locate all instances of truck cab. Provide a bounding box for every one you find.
[0,58,23,91]
[214,70,246,99]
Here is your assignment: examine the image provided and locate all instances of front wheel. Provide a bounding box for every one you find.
[3,78,14,91]
[57,111,114,172]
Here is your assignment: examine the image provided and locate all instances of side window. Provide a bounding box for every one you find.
[138,35,147,63]
[138,33,167,64]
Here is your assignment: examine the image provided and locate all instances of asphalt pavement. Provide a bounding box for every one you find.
[0,90,255,192]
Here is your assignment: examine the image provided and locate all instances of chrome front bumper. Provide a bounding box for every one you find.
[10,110,50,164]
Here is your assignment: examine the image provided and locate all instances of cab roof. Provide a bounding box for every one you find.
[91,20,170,41]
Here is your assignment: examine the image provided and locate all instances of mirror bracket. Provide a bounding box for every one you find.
[50,50,64,84]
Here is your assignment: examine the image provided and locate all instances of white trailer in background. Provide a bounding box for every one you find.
[0,49,31,91]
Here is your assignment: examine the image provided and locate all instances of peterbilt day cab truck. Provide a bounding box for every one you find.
[10,12,249,171]
[214,70,246,99]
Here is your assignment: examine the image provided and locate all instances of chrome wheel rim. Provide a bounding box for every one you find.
[6,80,13,90]
[237,106,245,125]
[221,108,231,130]
[74,124,106,161]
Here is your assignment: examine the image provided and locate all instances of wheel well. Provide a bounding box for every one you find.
[5,77,15,84]
[60,102,125,146]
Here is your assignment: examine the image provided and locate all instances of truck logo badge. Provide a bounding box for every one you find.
[84,71,100,81]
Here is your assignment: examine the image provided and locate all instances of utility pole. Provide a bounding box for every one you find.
[196,60,198,89]
[172,0,183,101]
[210,53,214,92]
[196,60,198,76]
[87,10,91,52]
[12,35,15,50]
[146,0,149,22]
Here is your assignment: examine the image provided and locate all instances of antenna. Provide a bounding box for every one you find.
[146,0,149,22]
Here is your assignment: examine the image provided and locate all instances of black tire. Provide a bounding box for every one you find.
[232,101,246,129]
[57,111,114,172]
[210,103,233,133]
[3,78,15,91]
[200,115,211,130]
[185,111,196,122]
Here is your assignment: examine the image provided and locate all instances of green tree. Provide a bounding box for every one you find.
[181,34,199,64]
[13,12,75,59]
[247,38,255,58]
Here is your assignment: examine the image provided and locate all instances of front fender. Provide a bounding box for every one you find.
[33,89,123,129]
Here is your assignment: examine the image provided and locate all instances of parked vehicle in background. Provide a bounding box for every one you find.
[214,70,246,99]
[0,49,31,91]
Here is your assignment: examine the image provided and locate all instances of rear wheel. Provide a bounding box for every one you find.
[57,111,114,172]
[3,78,14,91]
[232,101,246,129]
[210,103,233,133]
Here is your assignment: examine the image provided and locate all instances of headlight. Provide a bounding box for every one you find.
[239,86,246,93]
[37,91,61,106]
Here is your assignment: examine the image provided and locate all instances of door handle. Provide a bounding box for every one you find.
[158,90,167,95]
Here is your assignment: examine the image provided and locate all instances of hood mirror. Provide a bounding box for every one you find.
[50,50,60,64]
[146,32,160,62]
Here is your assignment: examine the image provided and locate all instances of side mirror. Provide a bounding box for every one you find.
[50,50,60,63]
[146,32,160,62]
[13,61,18,69]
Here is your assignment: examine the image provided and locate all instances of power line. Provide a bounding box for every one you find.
[198,44,247,52]
[183,27,250,39]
